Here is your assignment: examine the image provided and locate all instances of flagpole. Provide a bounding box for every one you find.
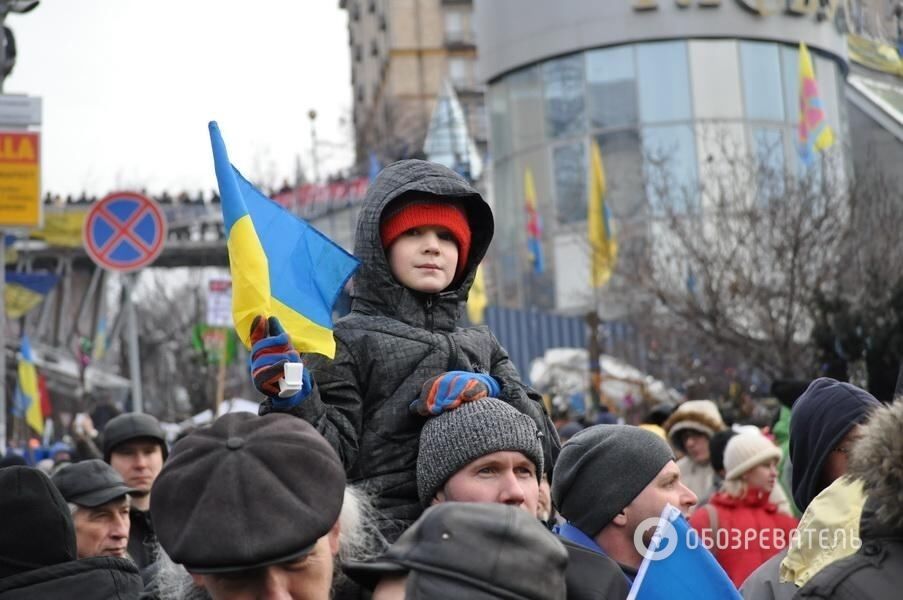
[0,226,6,453]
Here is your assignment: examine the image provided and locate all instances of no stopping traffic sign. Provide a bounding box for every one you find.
[83,191,167,272]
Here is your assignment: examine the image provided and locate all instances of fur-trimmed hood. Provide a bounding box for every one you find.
[849,399,903,533]
[663,400,726,452]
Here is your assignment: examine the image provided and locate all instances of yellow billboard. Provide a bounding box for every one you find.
[0,131,40,228]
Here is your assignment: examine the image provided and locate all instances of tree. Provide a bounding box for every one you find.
[624,127,903,400]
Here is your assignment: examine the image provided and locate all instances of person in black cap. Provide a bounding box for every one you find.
[0,466,142,599]
[103,412,168,573]
[344,502,568,600]
[551,425,697,585]
[150,412,346,600]
[51,459,136,560]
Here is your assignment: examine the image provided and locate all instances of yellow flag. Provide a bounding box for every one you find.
[588,140,617,287]
[467,265,488,324]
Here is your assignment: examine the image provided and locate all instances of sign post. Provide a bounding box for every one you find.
[82,191,167,413]
[207,278,232,415]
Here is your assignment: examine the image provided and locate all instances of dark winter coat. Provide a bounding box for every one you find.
[559,538,630,600]
[0,556,142,599]
[261,159,559,540]
[794,398,903,600]
[128,507,158,574]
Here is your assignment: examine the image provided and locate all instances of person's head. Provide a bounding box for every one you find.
[721,431,782,498]
[789,378,880,512]
[103,413,168,507]
[557,421,584,444]
[150,413,346,600]
[51,459,136,559]
[0,466,77,578]
[551,425,696,566]
[663,400,726,465]
[709,429,738,479]
[344,502,568,600]
[417,398,544,516]
[50,441,73,465]
[381,197,471,294]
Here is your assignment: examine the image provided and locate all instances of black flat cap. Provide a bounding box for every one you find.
[0,467,77,578]
[103,413,168,462]
[150,412,346,574]
[344,503,568,600]
[51,459,137,508]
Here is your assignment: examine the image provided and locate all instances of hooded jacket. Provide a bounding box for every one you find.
[261,160,559,540]
[0,557,142,600]
[795,398,903,600]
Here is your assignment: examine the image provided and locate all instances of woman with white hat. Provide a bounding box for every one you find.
[689,430,799,588]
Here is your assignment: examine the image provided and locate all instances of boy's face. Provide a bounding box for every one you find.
[387,225,459,293]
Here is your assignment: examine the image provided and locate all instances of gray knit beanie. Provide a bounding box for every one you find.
[417,397,544,506]
[551,425,675,536]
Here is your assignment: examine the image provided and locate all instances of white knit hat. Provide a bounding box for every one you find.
[724,431,782,481]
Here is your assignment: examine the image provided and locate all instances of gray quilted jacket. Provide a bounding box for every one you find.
[261,159,559,540]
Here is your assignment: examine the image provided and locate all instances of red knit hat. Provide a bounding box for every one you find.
[380,202,471,277]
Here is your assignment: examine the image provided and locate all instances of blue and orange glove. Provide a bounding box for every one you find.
[249,315,311,408]
[410,371,501,416]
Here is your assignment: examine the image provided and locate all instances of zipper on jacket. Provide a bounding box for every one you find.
[443,332,458,371]
[425,295,435,331]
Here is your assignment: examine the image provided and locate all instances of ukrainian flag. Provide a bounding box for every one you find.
[16,335,43,435]
[5,271,59,319]
[209,122,359,357]
[588,140,618,288]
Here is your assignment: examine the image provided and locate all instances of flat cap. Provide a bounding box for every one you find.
[103,413,168,461]
[150,412,346,574]
[51,459,137,508]
[345,502,568,600]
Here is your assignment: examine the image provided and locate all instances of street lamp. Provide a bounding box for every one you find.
[308,109,320,184]
[0,0,39,92]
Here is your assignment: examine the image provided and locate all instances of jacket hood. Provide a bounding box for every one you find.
[848,398,903,534]
[663,400,726,452]
[789,378,880,513]
[351,159,493,329]
[0,556,142,599]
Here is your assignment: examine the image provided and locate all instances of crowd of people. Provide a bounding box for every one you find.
[3,160,902,599]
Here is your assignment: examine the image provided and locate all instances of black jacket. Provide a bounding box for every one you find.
[262,160,559,540]
[559,538,630,600]
[0,556,142,599]
[128,507,158,574]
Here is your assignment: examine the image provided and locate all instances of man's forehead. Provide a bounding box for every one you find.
[84,496,130,513]
[113,439,162,453]
[469,450,532,466]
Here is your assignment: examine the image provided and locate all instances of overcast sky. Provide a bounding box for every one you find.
[6,1,353,197]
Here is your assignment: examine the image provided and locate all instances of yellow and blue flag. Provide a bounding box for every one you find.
[209,122,359,357]
[797,42,835,166]
[5,271,59,319]
[15,335,43,435]
[588,140,618,288]
[524,168,544,274]
[628,504,740,600]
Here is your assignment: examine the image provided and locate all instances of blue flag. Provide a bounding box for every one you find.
[628,504,741,600]
[368,151,382,182]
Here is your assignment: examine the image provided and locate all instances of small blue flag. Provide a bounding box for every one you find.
[628,504,741,600]
[368,151,382,182]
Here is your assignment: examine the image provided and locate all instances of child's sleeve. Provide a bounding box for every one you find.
[488,334,561,471]
[259,337,363,470]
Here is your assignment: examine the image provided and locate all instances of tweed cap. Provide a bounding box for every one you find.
[552,425,675,536]
[416,398,543,506]
[51,459,137,508]
[102,413,168,462]
[150,412,346,574]
[344,502,568,600]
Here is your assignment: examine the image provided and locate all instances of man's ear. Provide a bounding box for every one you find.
[327,520,341,556]
[190,573,207,588]
[431,488,447,505]
[611,510,628,528]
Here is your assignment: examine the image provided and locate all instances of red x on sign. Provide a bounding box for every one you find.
[83,191,167,272]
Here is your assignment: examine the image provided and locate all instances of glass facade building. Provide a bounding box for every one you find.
[476,1,851,316]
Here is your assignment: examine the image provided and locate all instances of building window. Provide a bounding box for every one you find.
[752,127,786,201]
[689,40,743,120]
[351,2,360,21]
[740,41,785,121]
[637,41,692,123]
[642,125,698,214]
[780,44,800,124]
[543,55,586,140]
[357,84,364,103]
[586,45,637,130]
[509,66,544,152]
[448,57,472,87]
[368,0,376,14]
[354,44,362,62]
[370,40,379,57]
[593,129,645,221]
[552,142,587,224]
[488,81,513,159]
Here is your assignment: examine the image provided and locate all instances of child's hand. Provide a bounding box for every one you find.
[249,316,309,404]
[411,371,501,416]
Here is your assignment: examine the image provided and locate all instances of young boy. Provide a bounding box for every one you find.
[249,159,558,541]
